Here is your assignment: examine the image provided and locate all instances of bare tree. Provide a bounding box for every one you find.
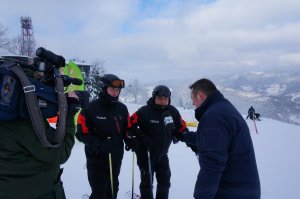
[9,34,36,56]
[0,23,10,49]
[129,79,139,103]
[123,78,148,104]
[8,35,22,55]
[6,17,37,56]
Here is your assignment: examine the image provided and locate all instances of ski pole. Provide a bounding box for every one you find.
[131,151,135,199]
[108,137,114,199]
[147,150,153,199]
[253,118,258,134]
[147,150,152,185]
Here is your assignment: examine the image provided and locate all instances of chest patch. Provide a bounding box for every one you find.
[164,116,173,125]
[96,116,106,120]
[150,119,159,124]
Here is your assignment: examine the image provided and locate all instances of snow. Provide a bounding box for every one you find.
[255,96,271,102]
[289,93,300,104]
[241,85,253,92]
[238,90,261,98]
[61,103,300,199]
[289,115,300,125]
[265,83,286,96]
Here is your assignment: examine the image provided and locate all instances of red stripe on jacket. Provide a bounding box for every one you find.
[77,113,89,134]
[178,117,187,133]
[131,112,138,126]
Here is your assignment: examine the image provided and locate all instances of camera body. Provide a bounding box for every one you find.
[0,47,88,121]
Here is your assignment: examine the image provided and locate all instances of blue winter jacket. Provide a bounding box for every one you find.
[185,91,261,199]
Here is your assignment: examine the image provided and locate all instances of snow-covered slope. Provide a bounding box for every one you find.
[62,103,300,199]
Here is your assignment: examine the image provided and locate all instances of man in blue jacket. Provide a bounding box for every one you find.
[175,78,260,199]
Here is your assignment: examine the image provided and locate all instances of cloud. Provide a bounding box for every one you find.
[1,0,300,82]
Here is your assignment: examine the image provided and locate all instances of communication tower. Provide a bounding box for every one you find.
[20,16,35,56]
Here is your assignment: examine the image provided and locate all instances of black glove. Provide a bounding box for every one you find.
[67,92,81,115]
[171,129,186,142]
[140,134,153,150]
[125,137,140,152]
[87,139,101,153]
[97,138,113,153]
[186,143,198,154]
[83,136,113,154]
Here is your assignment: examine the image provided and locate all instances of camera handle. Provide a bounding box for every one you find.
[52,68,68,145]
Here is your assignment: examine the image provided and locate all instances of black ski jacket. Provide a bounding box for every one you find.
[76,97,130,163]
[130,97,187,162]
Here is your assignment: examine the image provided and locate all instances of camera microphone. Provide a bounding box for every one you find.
[162,111,179,144]
[62,75,83,86]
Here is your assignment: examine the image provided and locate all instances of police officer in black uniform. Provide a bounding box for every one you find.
[129,85,188,199]
[76,74,131,199]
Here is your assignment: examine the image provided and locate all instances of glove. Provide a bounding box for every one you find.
[98,139,113,153]
[87,139,101,154]
[186,143,198,154]
[85,137,113,154]
[140,134,153,150]
[171,129,186,142]
[125,137,140,152]
[67,92,81,115]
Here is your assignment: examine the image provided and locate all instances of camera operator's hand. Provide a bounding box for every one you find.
[67,91,79,99]
[67,91,80,115]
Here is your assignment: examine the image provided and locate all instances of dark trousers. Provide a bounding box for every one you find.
[137,154,171,199]
[87,156,122,199]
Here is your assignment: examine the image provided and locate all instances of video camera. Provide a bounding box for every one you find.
[0,47,89,120]
[0,47,89,147]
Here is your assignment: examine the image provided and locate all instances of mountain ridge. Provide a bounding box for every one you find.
[122,70,300,125]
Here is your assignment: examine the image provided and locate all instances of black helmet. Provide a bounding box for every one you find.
[100,74,125,89]
[152,85,171,98]
[99,74,125,102]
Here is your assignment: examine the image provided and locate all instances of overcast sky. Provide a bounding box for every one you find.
[1,0,300,83]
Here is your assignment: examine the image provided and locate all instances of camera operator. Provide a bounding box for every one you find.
[0,91,79,199]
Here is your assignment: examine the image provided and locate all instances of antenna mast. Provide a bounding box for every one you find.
[20,16,34,56]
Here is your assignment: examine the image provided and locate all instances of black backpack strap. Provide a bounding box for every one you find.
[2,62,67,147]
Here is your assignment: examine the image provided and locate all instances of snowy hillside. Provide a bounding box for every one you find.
[128,71,300,126]
[61,103,300,199]
[216,71,300,126]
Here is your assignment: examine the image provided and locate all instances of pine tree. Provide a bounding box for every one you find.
[84,59,105,101]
